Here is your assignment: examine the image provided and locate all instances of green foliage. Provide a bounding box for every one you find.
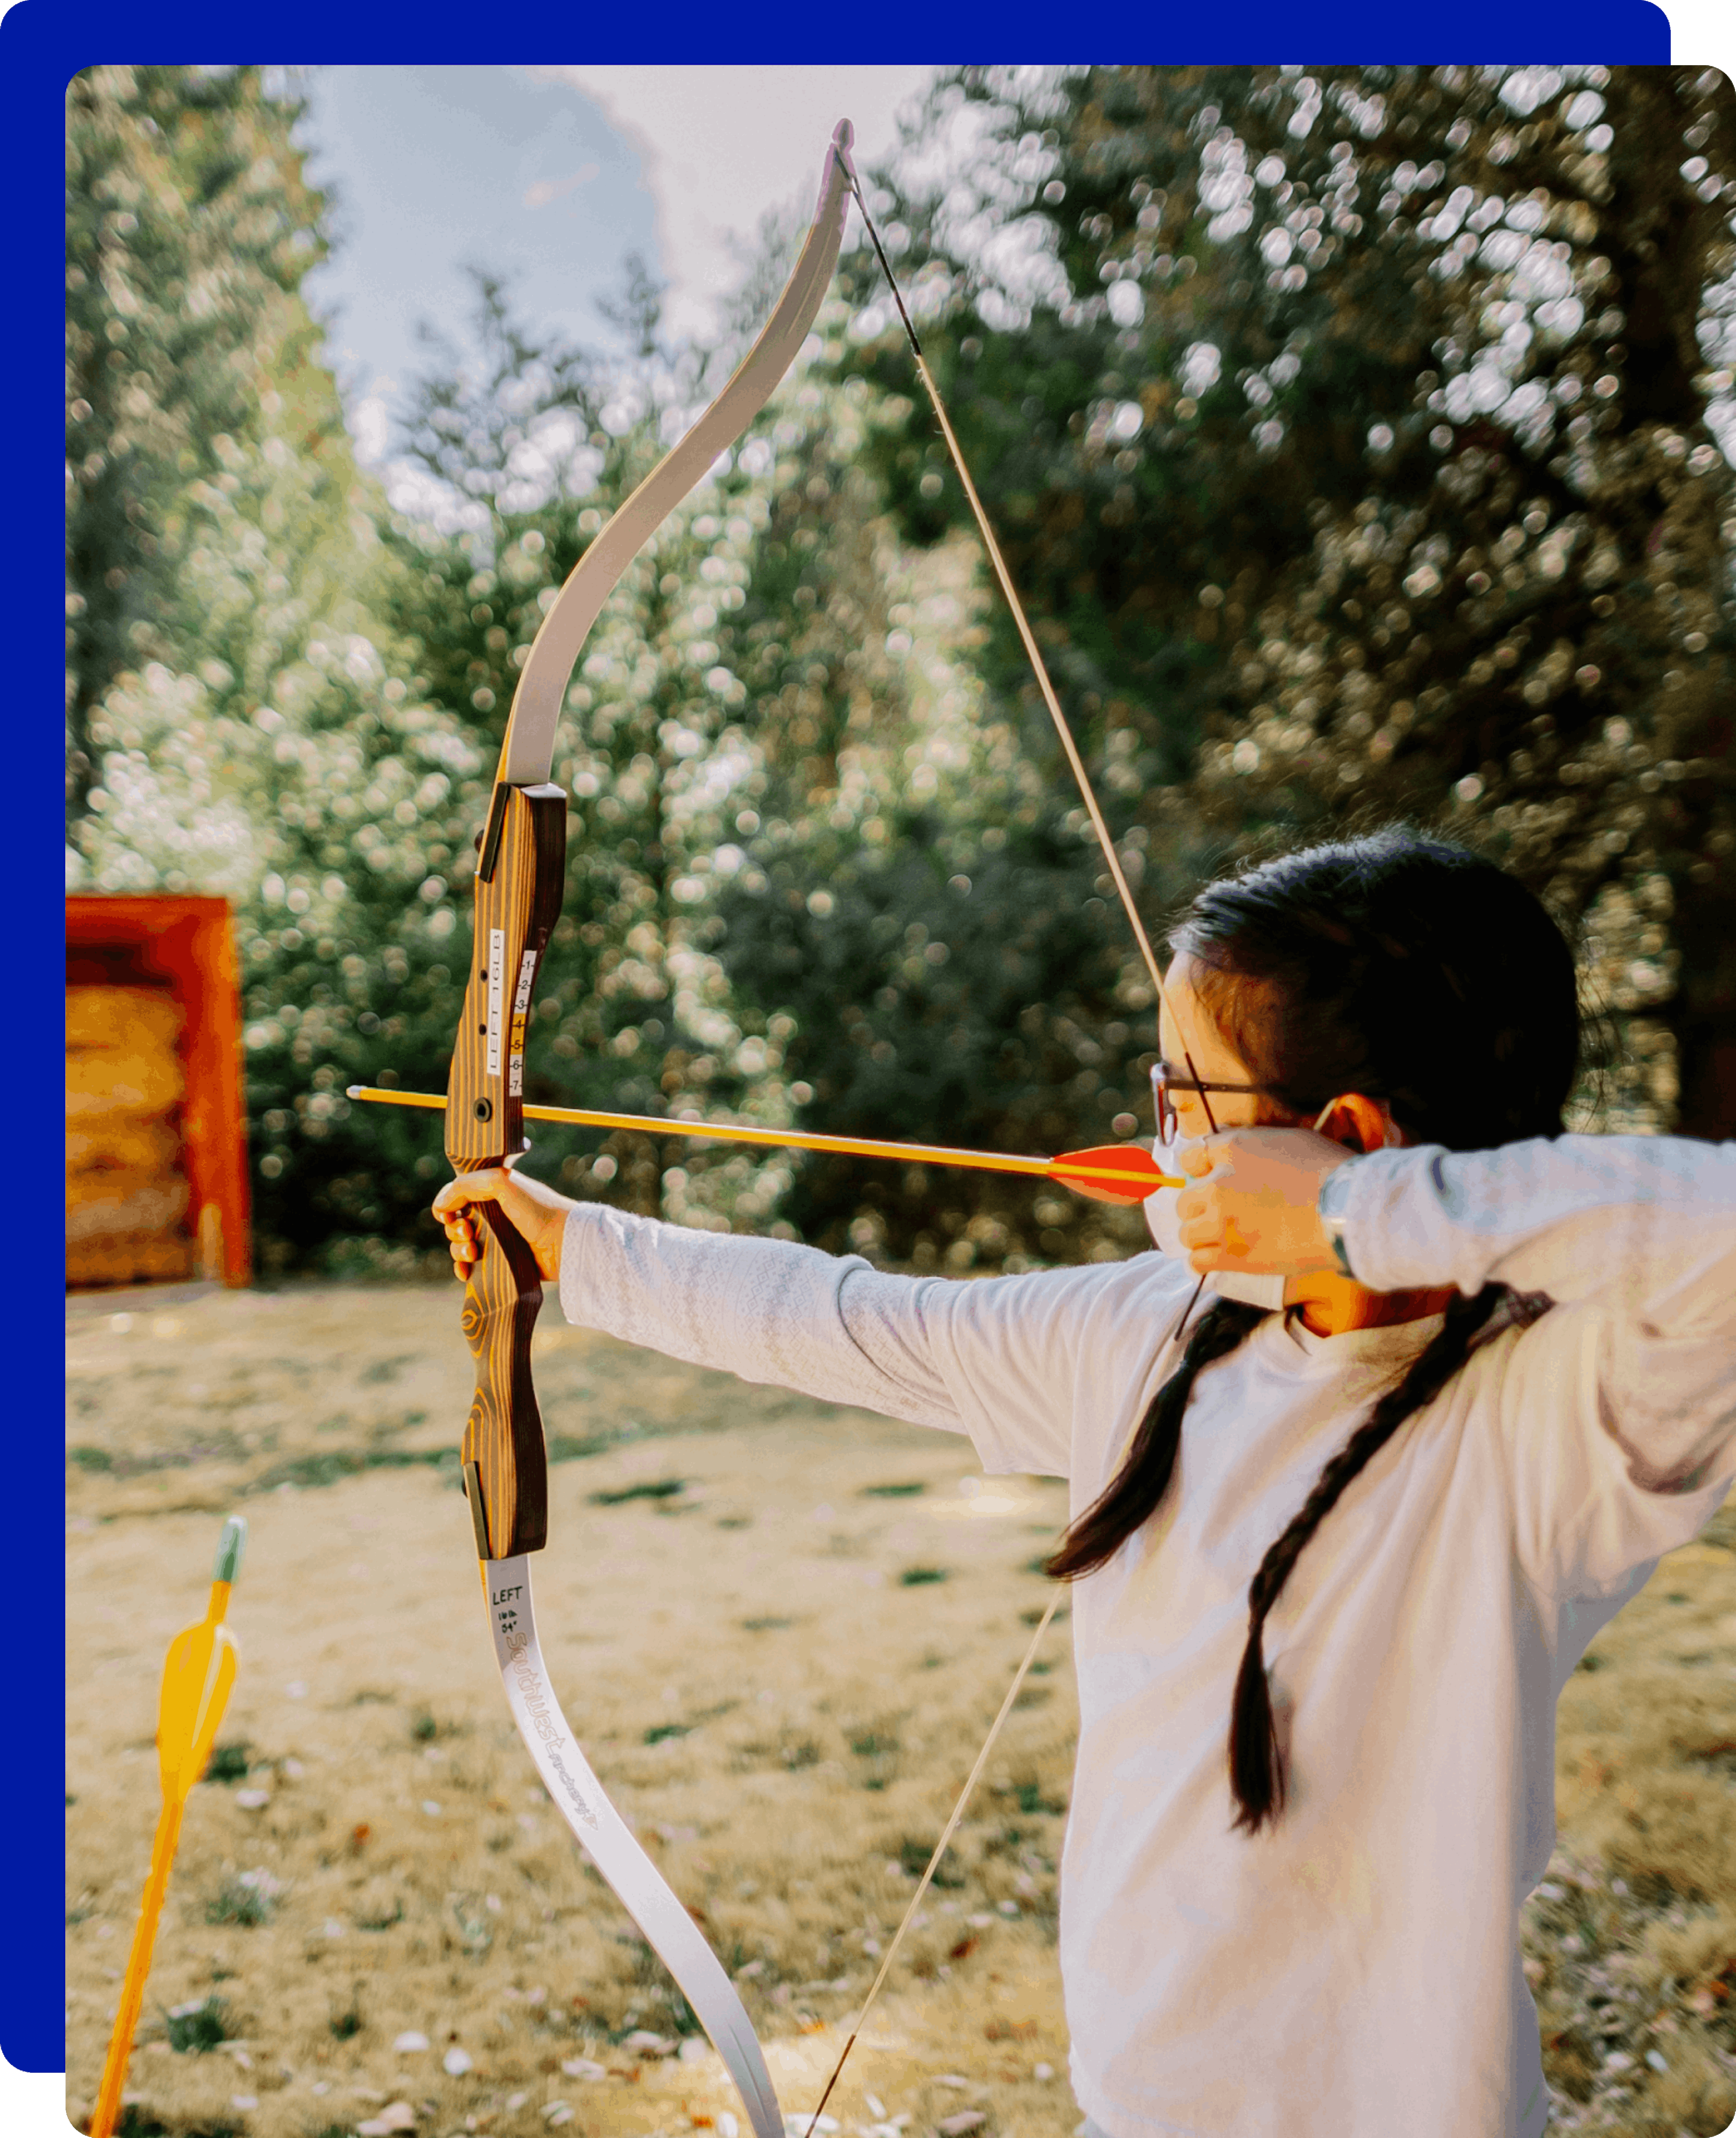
[163,1993,231,2050]
[712,805,1164,1262]
[204,1870,280,1926]
[833,63,1736,1136]
[67,66,495,1272]
[65,66,1736,1293]
[897,1836,965,1884]
[588,1477,686,1504]
[200,1741,250,1784]
[66,65,334,814]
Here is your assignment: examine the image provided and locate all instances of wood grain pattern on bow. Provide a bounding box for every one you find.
[443,127,855,1563]
[445,779,567,1558]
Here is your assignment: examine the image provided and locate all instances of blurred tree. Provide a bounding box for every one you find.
[67,66,497,1274]
[838,63,1736,1137]
[65,65,334,818]
[708,361,1179,1268]
[677,202,1203,1265]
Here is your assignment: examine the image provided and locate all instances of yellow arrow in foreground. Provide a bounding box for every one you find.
[90,1517,248,2138]
[344,1086,1181,1206]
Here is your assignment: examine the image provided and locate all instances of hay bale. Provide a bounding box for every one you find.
[65,1119,181,1174]
[65,1170,191,1243]
[65,1043,185,1119]
[65,983,194,1288]
[65,985,184,1052]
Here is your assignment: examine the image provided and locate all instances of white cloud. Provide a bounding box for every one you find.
[352,394,391,467]
[542,66,937,340]
[524,163,599,210]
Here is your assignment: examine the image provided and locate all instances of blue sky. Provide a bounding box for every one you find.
[292,66,938,462]
[293,68,662,413]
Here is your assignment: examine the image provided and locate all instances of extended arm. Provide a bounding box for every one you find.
[558,1201,967,1431]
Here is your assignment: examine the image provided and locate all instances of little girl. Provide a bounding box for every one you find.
[434,828,1736,2138]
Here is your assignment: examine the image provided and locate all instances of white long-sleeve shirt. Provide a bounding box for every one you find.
[555,1133,1736,2138]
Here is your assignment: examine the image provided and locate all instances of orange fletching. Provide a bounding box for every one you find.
[1046,1145,1180,1205]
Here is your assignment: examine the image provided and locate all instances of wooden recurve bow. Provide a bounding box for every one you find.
[439,121,855,2138]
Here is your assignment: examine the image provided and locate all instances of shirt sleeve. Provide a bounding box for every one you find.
[556,1202,969,1434]
[555,1204,1183,1479]
[1329,1133,1736,1592]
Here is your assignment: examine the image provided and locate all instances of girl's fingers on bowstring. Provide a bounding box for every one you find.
[1175,1137,1225,1179]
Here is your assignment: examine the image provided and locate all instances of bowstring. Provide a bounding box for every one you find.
[801,1591,1061,2135]
[842,170,1220,1134]
[798,167,1223,2137]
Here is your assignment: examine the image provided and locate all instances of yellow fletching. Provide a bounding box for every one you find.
[158,1621,238,1800]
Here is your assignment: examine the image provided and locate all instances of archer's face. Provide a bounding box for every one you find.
[1156,954,1270,1141]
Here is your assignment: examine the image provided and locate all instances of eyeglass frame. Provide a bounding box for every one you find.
[1151,1059,1371,1156]
[1151,1058,1290,1145]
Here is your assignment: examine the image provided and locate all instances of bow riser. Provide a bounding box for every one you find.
[447,778,569,1559]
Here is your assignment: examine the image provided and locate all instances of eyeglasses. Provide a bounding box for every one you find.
[1151,1059,1287,1145]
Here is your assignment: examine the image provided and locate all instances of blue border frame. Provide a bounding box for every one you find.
[17,0,1674,2097]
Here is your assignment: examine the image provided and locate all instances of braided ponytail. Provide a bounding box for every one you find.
[1227,1284,1534,1833]
[1046,1297,1268,1581]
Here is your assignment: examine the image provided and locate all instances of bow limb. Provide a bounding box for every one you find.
[439,121,854,2138]
[479,1553,783,2138]
[498,119,856,788]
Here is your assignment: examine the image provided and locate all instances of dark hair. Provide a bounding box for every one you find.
[1045,828,1576,1834]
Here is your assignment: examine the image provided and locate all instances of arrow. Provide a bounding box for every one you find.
[90,1517,248,2138]
[344,1085,1180,1206]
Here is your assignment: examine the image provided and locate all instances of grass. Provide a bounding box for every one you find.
[588,1477,686,1506]
[199,1741,250,1784]
[203,1871,281,1927]
[162,1996,230,2053]
[63,1279,1736,2138]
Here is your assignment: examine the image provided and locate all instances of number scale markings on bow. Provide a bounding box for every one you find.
[439,121,856,2138]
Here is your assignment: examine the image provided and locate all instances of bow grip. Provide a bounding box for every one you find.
[447,780,568,1559]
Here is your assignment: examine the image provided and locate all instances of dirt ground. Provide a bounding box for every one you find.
[65,1278,1736,2138]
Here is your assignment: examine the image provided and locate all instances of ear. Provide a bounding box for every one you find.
[1317,1093,1397,1155]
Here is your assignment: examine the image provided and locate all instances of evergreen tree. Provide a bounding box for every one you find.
[67,66,494,1274]
[65,65,334,816]
[376,272,854,1238]
[840,64,1736,1136]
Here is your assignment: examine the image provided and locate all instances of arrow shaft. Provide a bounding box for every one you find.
[347,1086,1174,1191]
[90,1798,185,2138]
